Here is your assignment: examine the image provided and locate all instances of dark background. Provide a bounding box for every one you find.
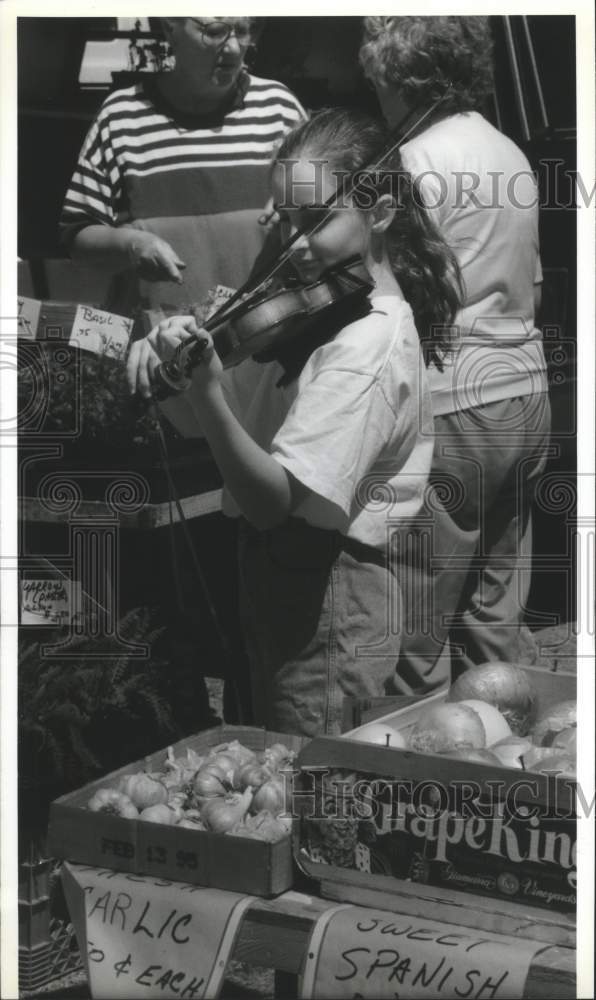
[17,14,577,627]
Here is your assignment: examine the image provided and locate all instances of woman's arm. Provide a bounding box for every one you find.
[62,104,184,284]
[71,225,186,283]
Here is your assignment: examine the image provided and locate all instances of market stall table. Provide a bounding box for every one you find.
[62,861,576,999]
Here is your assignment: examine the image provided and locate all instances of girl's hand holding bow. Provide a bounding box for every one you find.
[127,315,222,401]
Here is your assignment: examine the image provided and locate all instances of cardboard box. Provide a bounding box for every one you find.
[48,725,306,898]
[294,666,577,914]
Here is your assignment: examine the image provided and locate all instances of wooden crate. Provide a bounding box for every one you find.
[294,666,577,915]
[346,663,576,740]
[48,725,307,898]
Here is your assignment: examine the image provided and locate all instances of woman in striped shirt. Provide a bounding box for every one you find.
[60,17,306,323]
[60,18,306,726]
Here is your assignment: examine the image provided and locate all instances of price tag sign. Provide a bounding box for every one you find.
[17,296,42,339]
[69,305,133,361]
[65,865,253,999]
[204,285,236,320]
[20,579,82,626]
[300,906,543,999]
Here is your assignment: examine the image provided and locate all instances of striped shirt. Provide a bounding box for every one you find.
[61,72,306,319]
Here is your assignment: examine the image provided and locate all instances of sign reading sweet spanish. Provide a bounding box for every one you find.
[300,905,542,999]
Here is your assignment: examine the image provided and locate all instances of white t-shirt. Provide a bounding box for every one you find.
[220,295,434,551]
[401,112,548,416]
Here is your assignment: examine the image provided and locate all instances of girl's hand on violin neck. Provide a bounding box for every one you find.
[126,314,196,398]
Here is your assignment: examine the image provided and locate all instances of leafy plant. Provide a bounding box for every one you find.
[18,347,170,450]
[18,607,185,853]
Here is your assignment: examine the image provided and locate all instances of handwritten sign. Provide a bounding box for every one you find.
[65,865,253,999]
[300,906,543,999]
[20,579,82,626]
[204,285,236,320]
[17,296,41,339]
[69,305,133,361]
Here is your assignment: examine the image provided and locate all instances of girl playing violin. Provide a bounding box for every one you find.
[127,109,461,738]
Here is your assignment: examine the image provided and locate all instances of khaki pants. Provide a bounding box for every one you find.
[238,518,401,738]
[397,393,552,685]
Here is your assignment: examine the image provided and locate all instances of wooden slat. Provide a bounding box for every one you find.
[19,489,223,528]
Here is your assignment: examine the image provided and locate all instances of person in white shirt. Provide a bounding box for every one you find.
[360,16,551,679]
[128,109,462,735]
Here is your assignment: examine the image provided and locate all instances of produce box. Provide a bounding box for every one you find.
[48,726,307,898]
[293,666,577,914]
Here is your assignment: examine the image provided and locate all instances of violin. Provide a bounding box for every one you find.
[152,255,374,398]
[151,90,451,400]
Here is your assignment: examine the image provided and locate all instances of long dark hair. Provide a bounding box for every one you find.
[274,109,462,368]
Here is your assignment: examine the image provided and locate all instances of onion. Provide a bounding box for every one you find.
[199,761,229,784]
[233,761,273,791]
[347,723,407,748]
[490,736,534,769]
[139,804,174,825]
[250,777,286,815]
[532,700,577,746]
[87,788,139,818]
[457,700,512,746]
[207,752,237,783]
[201,787,253,833]
[447,662,536,735]
[118,773,168,810]
[193,769,227,798]
[408,703,486,754]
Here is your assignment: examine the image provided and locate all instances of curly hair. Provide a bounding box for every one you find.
[274,109,462,369]
[359,16,494,115]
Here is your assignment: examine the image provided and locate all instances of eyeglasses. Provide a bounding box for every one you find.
[191,19,252,47]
